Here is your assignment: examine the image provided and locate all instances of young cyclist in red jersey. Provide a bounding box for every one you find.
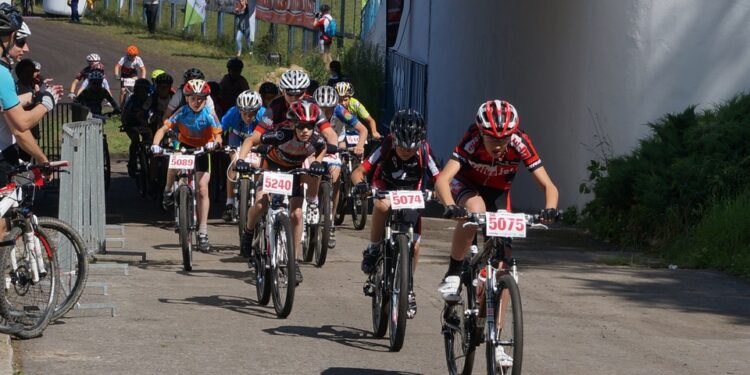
[435,100,559,301]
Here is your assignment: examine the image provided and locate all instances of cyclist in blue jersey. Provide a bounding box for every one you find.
[220,90,265,223]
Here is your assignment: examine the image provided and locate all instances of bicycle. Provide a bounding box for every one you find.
[120,77,136,107]
[229,151,263,246]
[301,167,332,267]
[333,140,368,230]
[91,110,120,192]
[442,211,552,375]
[0,161,68,338]
[363,188,432,352]
[120,125,153,198]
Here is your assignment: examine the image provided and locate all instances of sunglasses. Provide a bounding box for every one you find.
[295,122,315,130]
[285,90,304,98]
[14,37,26,48]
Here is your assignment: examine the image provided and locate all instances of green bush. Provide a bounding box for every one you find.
[341,43,384,122]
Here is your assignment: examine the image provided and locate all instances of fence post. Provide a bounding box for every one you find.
[201,17,207,38]
[302,29,308,53]
[104,0,109,11]
[287,26,293,64]
[158,1,162,27]
[170,3,176,30]
[128,0,133,18]
[217,11,224,41]
[338,0,345,48]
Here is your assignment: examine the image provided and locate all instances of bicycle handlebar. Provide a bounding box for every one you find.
[461,211,554,230]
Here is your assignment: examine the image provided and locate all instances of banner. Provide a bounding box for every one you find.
[185,0,208,28]
[255,0,317,29]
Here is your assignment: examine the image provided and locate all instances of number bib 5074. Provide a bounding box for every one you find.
[485,211,527,238]
[389,190,425,210]
[263,171,294,195]
[168,154,196,170]
[346,134,360,146]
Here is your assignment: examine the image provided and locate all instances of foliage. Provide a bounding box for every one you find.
[341,42,384,123]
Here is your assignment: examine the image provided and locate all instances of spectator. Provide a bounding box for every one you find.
[258,81,278,108]
[143,0,159,34]
[207,81,224,118]
[68,0,80,23]
[313,4,334,66]
[219,57,249,112]
[234,0,257,57]
[14,58,42,162]
[326,60,348,87]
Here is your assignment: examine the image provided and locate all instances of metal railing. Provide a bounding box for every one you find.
[385,49,428,125]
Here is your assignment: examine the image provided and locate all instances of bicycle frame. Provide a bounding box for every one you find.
[173,166,197,233]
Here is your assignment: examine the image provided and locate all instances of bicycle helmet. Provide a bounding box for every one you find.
[183,68,205,82]
[183,79,210,97]
[134,78,152,91]
[259,81,279,96]
[16,21,29,38]
[390,109,426,149]
[88,70,104,83]
[236,90,262,112]
[334,81,354,97]
[0,3,22,36]
[287,100,320,123]
[279,69,310,93]
[151,68,165,81]
[227,57,243,70]
[476,100,520,138]
[312,85,338,108]
[154,73,174,86]
[86,53,101,63]
[126,45,139,56]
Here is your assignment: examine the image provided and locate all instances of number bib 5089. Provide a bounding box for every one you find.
[485,211,527,238]
[263,171,294,195]
[168,154,196,170]
[389,190,425,210]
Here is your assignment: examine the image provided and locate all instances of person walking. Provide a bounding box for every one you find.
[313,4,334,66]
[234,0,256,57]
[143,0,159,34]
[68,0,80,23]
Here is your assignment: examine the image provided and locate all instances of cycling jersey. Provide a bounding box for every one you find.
[329,104,359,140]
[150,92,173,130]
[451,124,542,191]
[117,56,145,78]
[362,135,440,190]
[0,65,20,151]
[221,105,266,147]
[260,127,325,169]
[75,87,120,115]
[78,77,111,92]
[75,65,105,81]
[257,97,331,135]
[346,97,371,120]
[167,105,222,148]
[122,95,152,129]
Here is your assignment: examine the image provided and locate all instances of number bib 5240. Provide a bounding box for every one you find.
[485,211,527,238]
[263,171,294,195]
[168,154,196,170]
[389,190,425,210]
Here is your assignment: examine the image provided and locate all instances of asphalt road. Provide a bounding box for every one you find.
[15,17,750,375]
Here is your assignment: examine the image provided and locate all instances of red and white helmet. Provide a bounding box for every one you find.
[287,100,321,123]
[183,79,211,97]
[476,100,519,138]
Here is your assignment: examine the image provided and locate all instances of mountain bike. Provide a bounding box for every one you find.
[91,111,119,192]
[333,136,368,230]
[442,211,553,375]
[230,150,263,245]
[363,189,432,352]
[120,125,153,198]
[301,169,331,267]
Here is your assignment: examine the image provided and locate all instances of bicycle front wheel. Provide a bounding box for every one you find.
[177,185,193,271]
[352,193,368,230]
[314,181,332,267]
[371,243,388,338]
[253,220,271,305]
[37,217,89,321]
[271,213,295,318]
[237,178,251,244]
[443,262,478,375]
[0,225,58,339]
[388,234,410,352]
[487,274,523,375]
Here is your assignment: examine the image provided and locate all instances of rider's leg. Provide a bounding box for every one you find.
[301,175,320,203]
[195,171,211,234]
[246,189,268,231]
[449,194,486,264]
[289,197,303,260]
[329,165,341,214]
[126,128,140,172]
[224,152,238,221]
[369,197,389,242]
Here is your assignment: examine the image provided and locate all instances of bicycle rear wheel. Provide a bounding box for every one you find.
[37,217,89,321]
[0,225,58,339]
[487,274,523,375]
[370,243,388,338]
[253,220,271,305]
[388,234,410,352]
[271,213,295,318]
[334,168,348,226]
[443,264,478,375]
[314,181,332,267]
[177,185,193,271]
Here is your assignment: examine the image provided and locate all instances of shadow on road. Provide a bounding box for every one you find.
[263,325,391,352]
[321,369,420,375]
[158,294,277,319]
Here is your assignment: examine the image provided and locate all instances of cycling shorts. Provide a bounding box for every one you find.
[449,178,508,212]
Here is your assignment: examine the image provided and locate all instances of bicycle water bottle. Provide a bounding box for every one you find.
[473,268,487,299]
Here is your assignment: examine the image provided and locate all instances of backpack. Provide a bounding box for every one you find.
[325,16,337,38]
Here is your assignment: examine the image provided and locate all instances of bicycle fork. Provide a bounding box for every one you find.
[8,215,46,288]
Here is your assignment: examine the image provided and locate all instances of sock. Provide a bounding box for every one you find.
[446,257,463,277]
[307,196,319,205]
[198,226,208,235]
[226,198,235,205]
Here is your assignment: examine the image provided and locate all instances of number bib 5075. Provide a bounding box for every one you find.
[168,154,196,170]
[263,171,294,195]
[389,190,425,210]
[485,211,527,238]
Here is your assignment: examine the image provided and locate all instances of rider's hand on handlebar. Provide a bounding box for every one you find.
[67,92,76,100]
[309,161,326,176]
[353,182,369,195]
[353,146,365,157]
[443,205,467,220]
[540,208,559,224]
[235,160,251,173]
[150,145,162,155]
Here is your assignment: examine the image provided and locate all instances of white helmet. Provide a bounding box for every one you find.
[236,90,262,112]
[313,85,339,108]
[17,22,30,38]
[86,53,101,62]
[279,69,310,93]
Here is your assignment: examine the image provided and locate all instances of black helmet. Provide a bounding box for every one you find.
[0,4,22,36]
[390,109,426,149]
[227,57,243,69]
[183,68,204,82]
[154,73,174,85]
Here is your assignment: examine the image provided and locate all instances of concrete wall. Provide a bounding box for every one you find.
[368,0,750,210]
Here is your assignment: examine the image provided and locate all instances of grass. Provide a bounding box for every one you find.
[102,115,130,155]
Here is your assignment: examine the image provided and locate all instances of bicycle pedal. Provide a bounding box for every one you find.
[363,281,375,297]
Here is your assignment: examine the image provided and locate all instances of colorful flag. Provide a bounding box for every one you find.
[184,0,207,29]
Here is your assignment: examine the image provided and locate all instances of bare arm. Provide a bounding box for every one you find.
[114,64,121,78]
[152,121,171,146]
[3,104,49,132]
[353,122,368,156]
[13,130,47,163]
[69,78,80,95]
[436,159,461,207]
[321,127,338,146]
[530,166,559,209]
[139,66,147,79]
[238,131,261,159]
[351,164,366,185]
[365,116,380,139]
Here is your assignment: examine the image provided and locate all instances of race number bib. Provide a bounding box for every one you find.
[245,152,261,166]
[485,211,527,238]
[263,171,294,195]
[122,78,136,88]
[168,154,196,170]
[346,134,360,146]
[389,190,425,210]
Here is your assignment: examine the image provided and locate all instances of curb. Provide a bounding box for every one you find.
[0,334,12,375]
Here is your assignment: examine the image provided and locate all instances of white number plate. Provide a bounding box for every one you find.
[263,171,294,195]
[389,190,425,210]
[122,78,136,87]
[245,152,261,166]
[168,154,196,170]
[346,134,360,145]
[485,211,527,238]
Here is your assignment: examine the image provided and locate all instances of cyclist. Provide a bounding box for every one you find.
[435,99,559,303]
[151,79,223,252]
[219,58,250,112]
[237,101,328,283]
[258,81,279,108]
[220,90,265,226]
[121,78,154,177]
[163,68,220,124]
[352,109,439,318]
[74,71,120,116]
[75,62,112,96]
[335,82,381,140]
[70,53,109,98]
[114,45,147,106]
[313,85,367,247]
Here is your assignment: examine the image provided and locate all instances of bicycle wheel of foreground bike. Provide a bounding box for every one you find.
[352,194,368,230]
[371,246,388,338]
[0,226,58,339]
[271,213,295,318]
[38,218,89,321]
[334,171,348,226]
[388,235,410,352]
[314,181,332,267]
[177,186,193,271]
[253,221,271,305]
[443,269,478,375]
[136,149,150,198]
[302,222,315,263]
[237,179,251,244]
[487,274,523,375]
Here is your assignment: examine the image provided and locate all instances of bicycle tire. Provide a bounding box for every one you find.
[443,264,478,375]
[177,185,193,271]
[253,220,271,305]
[103,135,111,191]
[271,213,295,318]
[314,181,332,267]
[136,147,150,198]
[487,274,523,375]
[37,217,89,321]
[334,167,348,226]
[371,243,388,338]
[0,225,58,339]
[302,223,315,263]
[352,194,368,230]
[388,234,410,352]
[237,178,251,244]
